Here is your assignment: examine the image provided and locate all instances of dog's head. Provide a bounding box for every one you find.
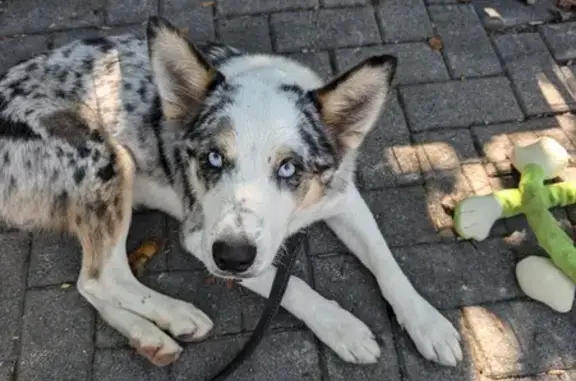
[147,17,397,278]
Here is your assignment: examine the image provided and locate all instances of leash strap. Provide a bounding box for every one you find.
[207,233,306,381]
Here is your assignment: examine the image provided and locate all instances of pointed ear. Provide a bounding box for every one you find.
[313,55,397,152]
[146,16,222,121]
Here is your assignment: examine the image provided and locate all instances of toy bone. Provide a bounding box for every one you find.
[454,137,576,313]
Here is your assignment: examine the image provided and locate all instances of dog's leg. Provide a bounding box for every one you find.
[323,184,463,367]
[75,145,212,366]
[181,230,380,364]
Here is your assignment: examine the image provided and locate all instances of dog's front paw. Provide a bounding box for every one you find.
[155,299,214,342]
[397,298,462,367]
[308,300,380,364]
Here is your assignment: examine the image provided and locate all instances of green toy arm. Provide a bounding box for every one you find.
[492,182,576,218]
[520,164,576,284]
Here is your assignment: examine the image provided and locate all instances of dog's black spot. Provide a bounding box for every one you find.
[78,145,90,158]
[8,176,16,193]
[74,166,86,184]
[124,82,132,91]
[90,129,104,143]
[0,93,7,114]
[55,89,66,98]
[92,149,101,162]
[97,162,115,182]
[26,62,39,72]
[94,202,107,219]
[83,37,115,54]
[82,57,94,72]
[148,96,173,182]
[279,84,305,98]
[54,191,69,213]
[57,70,68,84]
[25,160,31,169]
[125,103,135,113]
[24,109,33,117]
[0,117,42,141]
[50,169,59,182]
[56,147,64,158]
[3,152,9,165]
[137,81,148,102]
[62,48,72,59]
[75,215,82,226]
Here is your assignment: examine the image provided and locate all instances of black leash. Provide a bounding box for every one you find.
[206,233,306,381]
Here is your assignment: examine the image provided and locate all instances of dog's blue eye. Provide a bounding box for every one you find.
[278,161,296,178]
[208,151,222,168]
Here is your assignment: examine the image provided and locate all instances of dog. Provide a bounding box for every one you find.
[0,16,462,367]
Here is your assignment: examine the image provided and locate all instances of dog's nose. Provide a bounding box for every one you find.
[212,240,257,273]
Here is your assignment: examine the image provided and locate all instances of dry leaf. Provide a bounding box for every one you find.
[225,279,235,289]
[128,238,163,277]
[557,0,576,11]
[202,1,215,6]
[548,369,565,376]
[204,276,217,286]
[60,283,72,289]
[428,35,443,51]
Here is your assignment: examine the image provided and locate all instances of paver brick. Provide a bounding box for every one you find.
[540,22,576,62]
[375,0,433,43]
[429,4,501,78]
[50,25,145,48]
[173,331,321,381]
[0,0,104,35]
[394,240,521,309]
[217,16,272,53]
[0,299,21,362]
[0,35,49,75]
[463,301,576,378]
[285,51,333,81]
[28,233,80,288]
[320,0,369,6]
[162,1,215,41]
[400,78,524,131]
[307,222,347,255]
[0,233,31,300]
[414,128,479,171]
[0,360,16,381]
[335,43,450,85]
[106,0,157,25]
[271,8,381,52]
[493,33,576,116]
[362,186,442,246]
[93,349,169,381]
[472,0,556,31]
[19,288,94,381]
[217,0,318,16]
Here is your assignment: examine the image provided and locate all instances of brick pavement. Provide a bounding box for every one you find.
[2,0,576,380]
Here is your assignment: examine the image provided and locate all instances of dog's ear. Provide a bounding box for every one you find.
[312,55,397,152]
[146,16,223,121]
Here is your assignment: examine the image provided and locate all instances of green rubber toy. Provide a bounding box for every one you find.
[454,137,576,313]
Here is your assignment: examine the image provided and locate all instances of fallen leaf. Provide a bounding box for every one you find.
[428,35,443,51]
[225,279,235,289]
[128,238,163,277]
[202,1,215,6]
[60,283,72,289]
[558,0,576,11]
[548,370,565,376]
[204,276,217,286]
